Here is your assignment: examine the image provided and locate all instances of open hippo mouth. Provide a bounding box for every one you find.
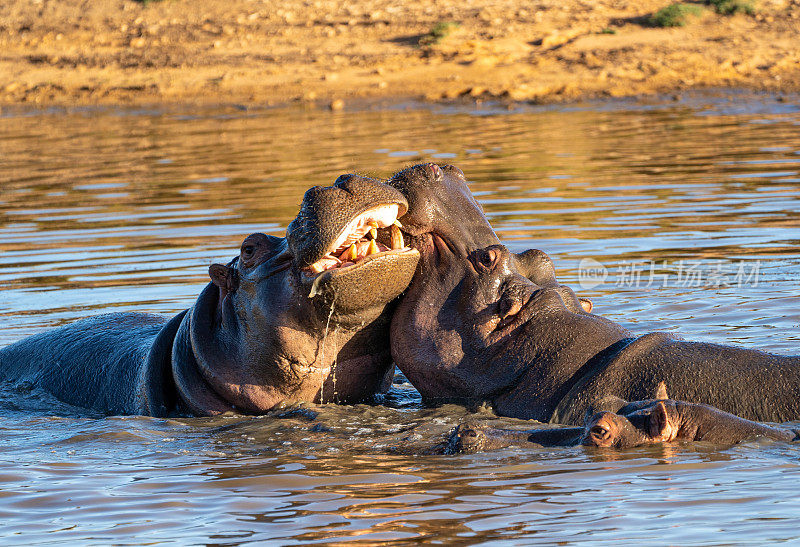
[302,203,418,300]
[303,203,409,276]
[288,174,420,315]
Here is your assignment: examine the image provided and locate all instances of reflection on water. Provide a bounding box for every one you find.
[1,96,799,544]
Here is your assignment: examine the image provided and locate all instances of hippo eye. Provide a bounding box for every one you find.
[591,425,608,436]
[471,248,500,272]
[478,249,498,270]
[242,245,255,258]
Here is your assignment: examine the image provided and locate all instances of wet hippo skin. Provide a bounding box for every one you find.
[448,397,800,453]
[0,174,420,416]
[387,164,800,426]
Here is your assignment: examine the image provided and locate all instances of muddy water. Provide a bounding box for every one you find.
[1,95,800,544]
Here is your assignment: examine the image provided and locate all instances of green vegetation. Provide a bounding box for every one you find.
[419,21,461,46]
[705,0,757,15]
[649,3,705,27]
[599,27,617,34]
[648,0,757,29]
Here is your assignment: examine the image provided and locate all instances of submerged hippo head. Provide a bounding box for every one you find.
[582,400,682,448]
[579,388,799,448]
[581,402,676,448]
[171,174,420,415]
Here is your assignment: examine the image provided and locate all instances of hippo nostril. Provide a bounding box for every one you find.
[499,297,522,320]
[441,164,466,180]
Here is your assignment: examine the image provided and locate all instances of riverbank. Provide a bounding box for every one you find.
[1,0,799,108]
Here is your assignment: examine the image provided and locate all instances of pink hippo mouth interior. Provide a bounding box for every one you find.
[302,203,420,302]
[303,203,413,276]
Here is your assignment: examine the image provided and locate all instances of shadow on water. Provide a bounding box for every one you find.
[1,94,800,544]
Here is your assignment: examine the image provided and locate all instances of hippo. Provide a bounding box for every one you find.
[0,174,419,416]
[386,164,800,425]
[581,398,799,448]
[448,388,800,453]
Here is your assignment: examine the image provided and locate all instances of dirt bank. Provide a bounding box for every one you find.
[1,0,799,108]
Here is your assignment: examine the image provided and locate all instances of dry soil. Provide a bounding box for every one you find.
[1,0,799,108]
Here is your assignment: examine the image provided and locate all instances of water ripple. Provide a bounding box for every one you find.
[1,99,800,544]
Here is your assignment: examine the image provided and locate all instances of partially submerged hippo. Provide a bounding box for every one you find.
[581,398,799,448]
[389,166,800,425]
[449,391,800,453]
[0,175,419,416]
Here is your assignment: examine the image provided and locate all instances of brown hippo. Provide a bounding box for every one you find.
[387,164,800,426]
[0,174,419,416]
[581,399,799,448]
[449,391,800,453]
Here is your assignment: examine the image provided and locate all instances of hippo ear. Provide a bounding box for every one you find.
[648,401,670,439]
[579,298,593,313]
[655,381,668,401]
[209,264,239,298]
[513,249,557,287]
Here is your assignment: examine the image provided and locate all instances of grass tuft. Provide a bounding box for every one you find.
[705,0,757,15]
[419,21,461,46]
[649,3,705,27]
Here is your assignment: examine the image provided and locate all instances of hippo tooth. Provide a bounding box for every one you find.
[368,221,378,240]
[347,243,358,262]
[367,239,379,256]
[393,219,403,228]
[390,224,404,249]
[309,262,325,274]
[327,204,400,257]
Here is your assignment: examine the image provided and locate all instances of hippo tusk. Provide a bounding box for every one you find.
[346,243,358,262]
[391,223,405,250]
[367,239,380,256]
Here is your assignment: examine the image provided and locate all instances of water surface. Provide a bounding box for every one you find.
[1,95,799,545]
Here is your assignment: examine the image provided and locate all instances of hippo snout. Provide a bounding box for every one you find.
[446,423,489,454]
